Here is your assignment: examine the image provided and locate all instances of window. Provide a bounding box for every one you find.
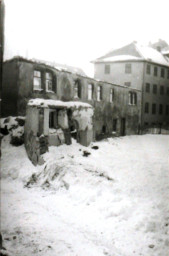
[159,104,163,115]
[152,103,156,114]
[129,91,137,105]
[153,84,157,94]
[110,88,114,102]
[45,72,53,91]
[154,67,158,76]
[168,69,169,79]
[145,103,149,113]
[113,119,117,132]
[88,84,94,100]
[125,63,132,73]
[124,82,131,87]
[145,83,150,93]
[74,80,82,98]
[167,87,169,95]
[161,68,165,78]
[146,64,151,74]
[166,105,169,115]
[97,85,102,101]
[33,70,41,90]
[105,64,110,74]
[160,85,164,95]
[144,122,149,127]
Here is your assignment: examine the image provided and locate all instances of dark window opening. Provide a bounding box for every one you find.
[160,85,164,95]
[74,80,82,98]
[124,82,131,87]
[125,63,132,74]
[146,64,151,74]
[113,119,117,132]
[161,68,165,78]
[105,64,110,74]
[97,85,102,101]
[145,83,150,93]
[110,88,114,102]
[145,102,149,113]
[159,104,163,115]
[154,67,158,76]
[129,92,137,105]
[102,125,107,134]
[166,105,169,115]
[88,84,94,100]
[49,111,55,128]
[153,84,157,94]
[152,103,156,114]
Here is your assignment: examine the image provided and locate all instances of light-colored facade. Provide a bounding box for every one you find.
[93,42,169,129]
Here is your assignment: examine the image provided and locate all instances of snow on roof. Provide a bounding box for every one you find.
[135,44,169,67]
[94,42,169,67]
[96,55,142,62]
[28,99,93,109]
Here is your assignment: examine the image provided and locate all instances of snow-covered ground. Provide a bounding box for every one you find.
[1,135,169,256]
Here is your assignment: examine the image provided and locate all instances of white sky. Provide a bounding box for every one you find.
[4,0,169,76]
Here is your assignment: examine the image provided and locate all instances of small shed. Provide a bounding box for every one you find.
[24,99,94,165]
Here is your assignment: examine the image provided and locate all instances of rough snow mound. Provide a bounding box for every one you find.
[0,116,25,146]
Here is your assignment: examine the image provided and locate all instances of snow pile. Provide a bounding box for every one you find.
[0,117,25,146]
[1,135,169,256]
[28,98,93,109]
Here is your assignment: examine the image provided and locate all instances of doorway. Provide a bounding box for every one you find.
[120,118,126,136]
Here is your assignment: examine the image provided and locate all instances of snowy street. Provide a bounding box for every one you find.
[1,135,169,256]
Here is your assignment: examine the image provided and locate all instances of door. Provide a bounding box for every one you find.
[121,118,126,136]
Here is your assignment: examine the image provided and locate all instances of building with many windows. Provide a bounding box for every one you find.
[92,41,169,129]
[2,57,141,141]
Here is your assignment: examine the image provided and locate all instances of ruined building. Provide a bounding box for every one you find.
[92,41,169,129]
[2,56,141,142]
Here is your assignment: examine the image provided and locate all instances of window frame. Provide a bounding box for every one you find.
[152,103,156,115]
[97,85,102,101]
[88,83,94,100]
[145,83,150,93]
[45,72,53,92]
[153,84,157,94]
[145,102,149,113]
[110,88,114,103]
[154,66,158,76]
[33,70,42,91]
[146,64,151,75]
[125,63,132,74]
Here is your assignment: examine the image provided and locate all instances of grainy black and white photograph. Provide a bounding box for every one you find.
[0,0,169,255]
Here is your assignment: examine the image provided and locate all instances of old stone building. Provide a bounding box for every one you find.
[92,42,169,130]
[2,57,141,142]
